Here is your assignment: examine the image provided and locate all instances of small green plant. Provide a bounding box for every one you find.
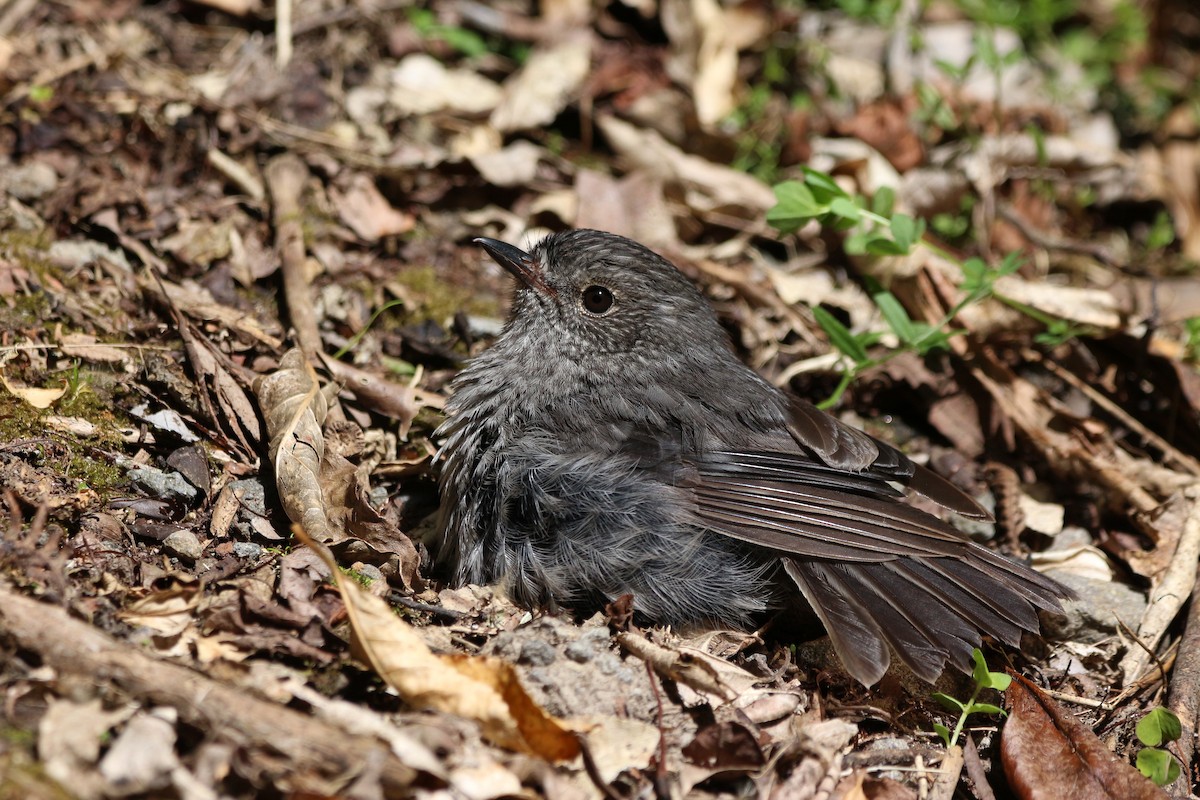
[767,169,1023,405]
[1145,210,1176,253]
[931,648,1011,748]
[331,298,406,360]
[406,8,489,59]
[1184,318,1200,363]
[831,0,902,26]
[1134,707,1182,786]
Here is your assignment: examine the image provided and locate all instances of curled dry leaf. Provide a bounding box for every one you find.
[332,174,415,242]
[255,350,422,588]
[119,579,201,637]
[253,349,334,541]
[291,526,581,762]
[1002,674,1168,800]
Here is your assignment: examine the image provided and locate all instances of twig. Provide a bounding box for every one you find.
[265,154,323,360]
[276,0,292,67]
[997,204,1119,267]
[1038,688,1112,711]
[962,735,998,800]
[3,30,111,105]
[206,148,265,202]
[644,659,671,800]
[1166,573,1200,794]
[0,0,39,36]
[1119,486,1200,682]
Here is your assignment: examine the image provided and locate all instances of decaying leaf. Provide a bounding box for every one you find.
[0,372,67,408]
[119,579,201,636]
[1002,674,1168,800]
[253,350,421,589]
[253,349,334,541]
[598,114,776,214]
[490,32,593,133]
[292,526,581,761]
[331,174,415,242]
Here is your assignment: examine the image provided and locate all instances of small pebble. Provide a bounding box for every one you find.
[128,466,198,505]
[233,542,264,560]
[564,628,610,663]
[518,640,557,666]
[163,530,204,562]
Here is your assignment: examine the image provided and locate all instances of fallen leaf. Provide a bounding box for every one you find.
[0,368,67,409]
[469,140,545,187]
[490,32,593,132]
[598,114,776,214]
[120,580,201,636]
[332,173,415,241]
[293,526,581,761]
[57,332,131,364]
[389,54,503,116]
[1002,673,1168,800]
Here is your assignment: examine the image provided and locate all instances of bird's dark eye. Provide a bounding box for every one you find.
[581,285,614,314]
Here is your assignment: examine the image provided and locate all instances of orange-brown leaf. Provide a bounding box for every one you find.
[1001,674,1168,800]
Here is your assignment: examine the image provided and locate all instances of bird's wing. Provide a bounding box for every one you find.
[786,396,991,519]
[682,443,1067,685]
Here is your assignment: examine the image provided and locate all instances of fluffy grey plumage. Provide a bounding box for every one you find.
[435,228,1067,686]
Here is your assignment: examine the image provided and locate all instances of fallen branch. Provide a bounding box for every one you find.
[0,583,425,796]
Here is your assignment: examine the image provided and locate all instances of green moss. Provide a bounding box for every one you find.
[392,264,499,325]
[0,370,129,498]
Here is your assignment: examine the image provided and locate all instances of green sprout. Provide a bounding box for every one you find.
[931,648,1011,748]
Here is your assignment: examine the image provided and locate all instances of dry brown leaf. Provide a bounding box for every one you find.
[160,218,235,268]
[574,168,676,247]
[253,349,333,541]
[332,174,415,242]
[119,579,200,636]
[291,526,581,761]
[663,0,736,127]
[39,698,134,799]
[174,316,263,454]
[390,54,504,116]
[598,114,775,214]
[0,369,66,409]
[1002,674,1168,800]
[490,32,592,133]
[137,274,284,350]
[57,332,131,364]
[254,353,419,586]
[469,140,545,188]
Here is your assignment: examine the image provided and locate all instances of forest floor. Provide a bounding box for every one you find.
[2,1,1200,798]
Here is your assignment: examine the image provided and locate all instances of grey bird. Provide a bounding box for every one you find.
[435,228,1067,686]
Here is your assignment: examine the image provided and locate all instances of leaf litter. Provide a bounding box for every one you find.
[0,0,1199,798]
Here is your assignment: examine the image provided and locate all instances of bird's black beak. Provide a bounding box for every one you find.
[475,237,557,298]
